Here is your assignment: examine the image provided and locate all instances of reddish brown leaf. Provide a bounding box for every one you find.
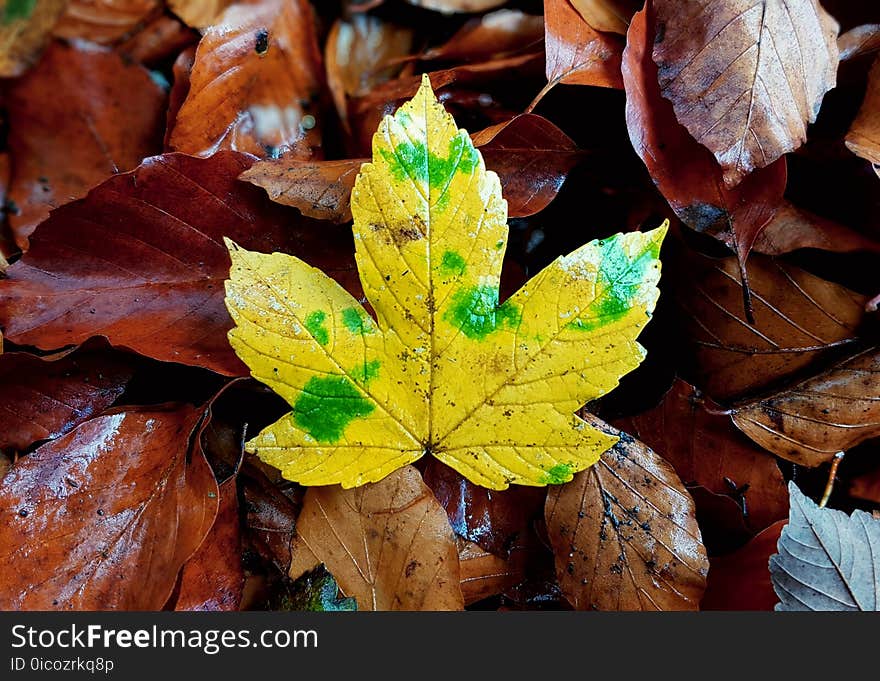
[408,0,507,12]
[732,348,880,467]
[117,13,197,67]
[53,0,162,45]
[570,0,639,34]
[174,478,243,611]
[458,537,530,606]
[543,0,624,90]
[6,41,166,249]
[838,24,880,62]
[0,405,218,610]
[850,468,880,505]
[0,152,360,376]
[701,520,786,611]
[623,5,786,266]
[545,416,709,611]
[168,0,233,28]
[0,344,134,452]
[753,202,880,256]
[846,56,880,167]
[289,466,464,611]
[242,466,300,574]
[421,9,544,62]
[614,379,788,532]
[674,249,866,400]
[422,459,545,556]
[165,46,196,149]
[168,0,325,160]
[652,0,839,186]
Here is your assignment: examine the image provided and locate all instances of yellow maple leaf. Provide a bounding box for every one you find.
[224,75,666,490]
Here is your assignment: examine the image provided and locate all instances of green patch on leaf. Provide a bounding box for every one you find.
[293,375,375,443]
[2,0,36,24]
[352,359,381,384]
[305,310,329,345]
[443,285,521,340]
[380,132,480,193]
[439,250,467,277]
[341,306,374,335]
[544,463,573,485]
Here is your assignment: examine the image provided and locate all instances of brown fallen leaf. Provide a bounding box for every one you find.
[838,24,880,62]
[540,0,624,96]
[623,4,786,277]
[0,343,134,452]
[168,0,233,29]
[701,520,786,611]
[458,538,529,606]
[850,468,880,505]
[652,0,839,186]
[6,40,166,249]
[325,14,413,128]
[752,201,880,256]
[241,465,300,574]
[0,405,218,610]
[165,45,195,148]
[422,459,545,556]
[0,0,69,77]
[570,0,639,34]
[169,0,325,160]
[846,56,880,168]
[242,113,581,223]
[53,0,161,45]
[174,478,243,611]
[289,466,464,611]
[545,415,709,611]
[407,0,507,13]
[614,378,788,532]
[116,12,196,67]
[421,9,544,62]
[674,249,866,400]
[0,152,361,376]
[732,348,880,467]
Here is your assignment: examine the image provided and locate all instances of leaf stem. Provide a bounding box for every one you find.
[818,451,845,508]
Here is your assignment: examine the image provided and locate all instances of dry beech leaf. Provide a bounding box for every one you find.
[674,250,866,401]
[614,378,787,532]
[846,56,880,168]
[225,77,665,489]
[702,519,786,611]
[325,14,413,127]
[543,0,624,90]
[458,537,530,605]
[169,0,324,160]
[850,468,880,505]
[623,5,785,271]
[406,0,507,13]
[732,348,880,467]
[0,152,361,376]
[545,416,709,611]
[174,478,244,611]
[570,0,639,34]
[53,0,161,45]
[168,0,233,29]
[838,24,880,62]
[0,0,69,77]
[6,40,166,249]
[0,405,219,610]
[752,202,880,256]
[421,9,543,63]
[771,483,880,611]
[117,13,197,66]
[652,0,839,187]
[241,466,300,574]
[288,466,463,611]
[0,343,134,452]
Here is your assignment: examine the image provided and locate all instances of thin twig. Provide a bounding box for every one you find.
[818,451,845,508]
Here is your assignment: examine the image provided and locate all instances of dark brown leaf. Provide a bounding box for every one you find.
[241,465,300,574]
[117,13,197,67]
[0,152,360,376]
[545,416,709,610]
[6,40,166,249]
[732,348,880,466]
[652,0,839,186]
[614,378,788,532]
[0,405,218,610]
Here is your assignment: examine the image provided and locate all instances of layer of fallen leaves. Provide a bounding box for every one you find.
[0,0,879,612]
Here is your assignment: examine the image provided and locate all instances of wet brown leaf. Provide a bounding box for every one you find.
[0,405,218,610]
[614,378,788,532]
[570,0,639,34]
[545,416,709,610]
[753,202,880,256]
[0,152,360,376]
[652,0,839,186]
[0,343,134,452]
[168,0,324,160]
[116,13,196,66]
[846,56,880,168]
[421,9,543,62]
[6,40,166,248]
[543,0,624,90]
[458,538,529,606]
[241,466,300,574]
[733,348,880,466]
[675,249,866,400]
[174,478,244,611]
[623,5,786,267]
[289,466,463,611]
[53,0,161,45]
[0,0,68,77]
[168,0,233,29]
